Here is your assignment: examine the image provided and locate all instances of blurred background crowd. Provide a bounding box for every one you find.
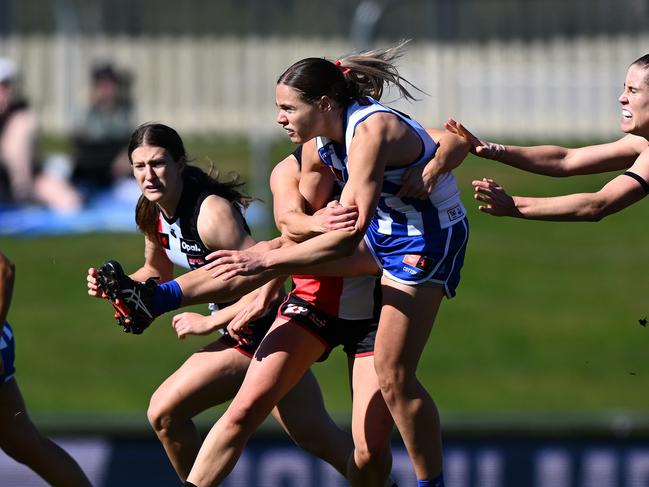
[0,0,647,217]
[0,57,133,213]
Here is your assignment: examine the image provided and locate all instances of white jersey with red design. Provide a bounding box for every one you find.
[158,213,209,271]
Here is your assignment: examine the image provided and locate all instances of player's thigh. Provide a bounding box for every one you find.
[233,319,326,410]
[151,339,251,418]
[375,279,445,375]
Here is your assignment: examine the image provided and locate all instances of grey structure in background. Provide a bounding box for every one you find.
[0,0,648,139]
[3,0,649,40]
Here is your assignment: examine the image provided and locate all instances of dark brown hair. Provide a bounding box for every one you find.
[129,122,252,239]
[277,40,422,106]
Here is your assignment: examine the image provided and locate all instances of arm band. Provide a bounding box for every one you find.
[624,171,649,194]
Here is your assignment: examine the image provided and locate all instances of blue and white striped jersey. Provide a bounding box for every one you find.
[316,96,466,237]
[315,96,469,291]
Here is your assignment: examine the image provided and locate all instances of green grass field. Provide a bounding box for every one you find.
[3,139,649,429]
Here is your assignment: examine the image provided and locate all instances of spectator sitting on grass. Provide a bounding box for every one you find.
[0,57,81,212]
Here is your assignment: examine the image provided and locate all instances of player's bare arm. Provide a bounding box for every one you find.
[205,116,393,277]
[129,235,175,283]
[473,148,649,221]
[446,118,646,176]
[197,195,257,252]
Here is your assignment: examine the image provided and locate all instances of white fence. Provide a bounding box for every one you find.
[1,34,647,139]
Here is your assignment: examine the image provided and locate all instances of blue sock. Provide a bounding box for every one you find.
[418,472,444,487]
[152,280,183,315]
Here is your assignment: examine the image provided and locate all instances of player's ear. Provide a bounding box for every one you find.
[177,157,187,172]
[318,96,333,113]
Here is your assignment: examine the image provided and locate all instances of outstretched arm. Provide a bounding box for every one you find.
[472,149,649,221]
[87,234,174,299]
[445,118,648,177]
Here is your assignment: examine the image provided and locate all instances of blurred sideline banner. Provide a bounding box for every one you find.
[0,187,268,236]
[0,192,136,236]
[1,436,649,486]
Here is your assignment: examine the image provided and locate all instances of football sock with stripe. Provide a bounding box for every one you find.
[418,472,444,487]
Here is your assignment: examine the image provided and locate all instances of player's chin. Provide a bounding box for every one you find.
[619,119,636,134]
[287,132,306,144]
[142,192,163,203]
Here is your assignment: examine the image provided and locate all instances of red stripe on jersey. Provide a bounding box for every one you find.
[291,275,344,317]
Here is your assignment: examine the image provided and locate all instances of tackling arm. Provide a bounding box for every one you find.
[272,140,357,242]
[445,118,646,176]
[260,116,391,271]
[473,148,649,221]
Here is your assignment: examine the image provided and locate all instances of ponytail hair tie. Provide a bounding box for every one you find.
[334,60,351,75]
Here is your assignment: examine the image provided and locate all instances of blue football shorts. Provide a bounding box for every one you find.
[364,217,469,297]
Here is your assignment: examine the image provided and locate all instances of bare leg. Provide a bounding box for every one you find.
[347,354,394,487]
[147,340,250,480]
[0,378,91,487]
[375,279,446,481]
[186,319,326,487]
[272,369,353,477]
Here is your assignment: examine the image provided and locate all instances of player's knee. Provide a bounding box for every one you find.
[375,356,420,399]
[227,400,256,427]
[375,364,404,402]
[147,395,175,434]
[353,437,391,471]
[226,395,271,433]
